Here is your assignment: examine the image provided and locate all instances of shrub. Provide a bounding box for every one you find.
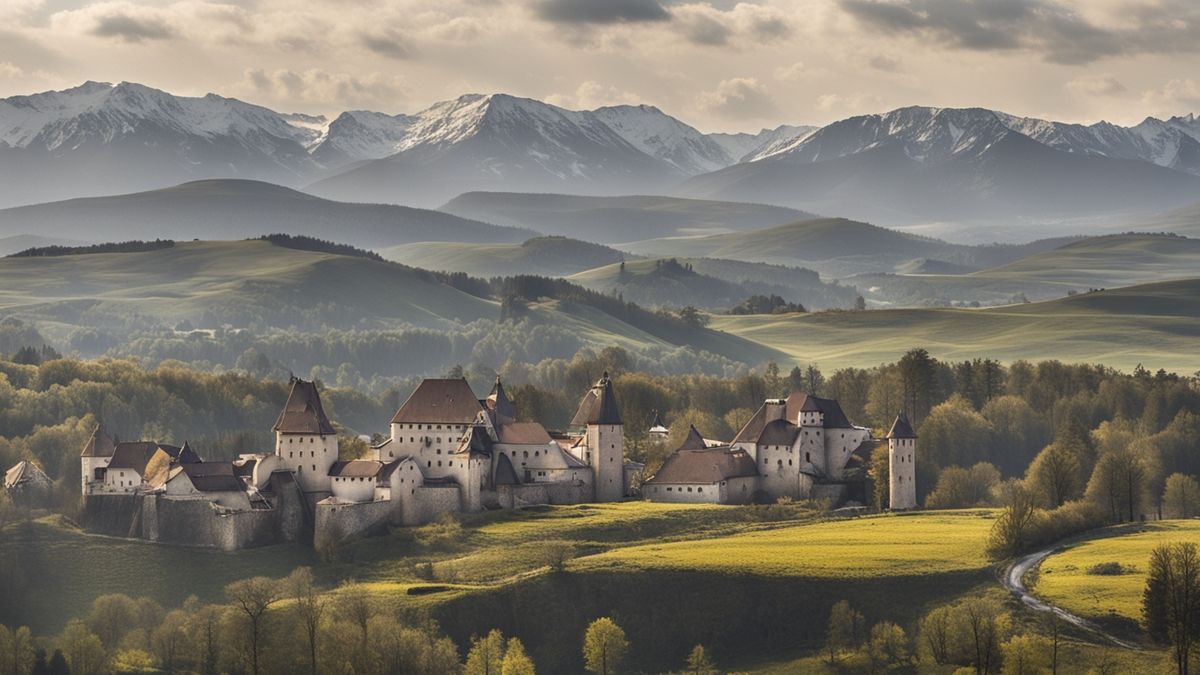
[1086,561,1130,576]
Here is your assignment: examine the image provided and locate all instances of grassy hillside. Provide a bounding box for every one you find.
[1035,520,1200,627]
[710,277,1200,373]
[0,238,779,369]
[567,257,858,310]
[0,239,499,332]
[855,233,1200,306]
[625,217,1071,278]
[439,192,815,243]
[3,507,1003,672]
[381,236,633,278]
[0,179,534,249]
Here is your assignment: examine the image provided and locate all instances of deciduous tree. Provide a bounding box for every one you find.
[582,618,627,675]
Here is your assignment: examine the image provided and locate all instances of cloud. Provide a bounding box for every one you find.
[867,54,900,71]
[534,0,669,25]
[89,11,174,42]
[546,81,642,109]
[1141,79,1200,116]
[1065,75,1125,97]
[361,29,416,60]
[817,91,882,113]
[774,61,805,81]
[669,2,793,47]
[0,62,23,79]
[838,0,1200,65]
[240,68,406,109]
[696,77,778,119]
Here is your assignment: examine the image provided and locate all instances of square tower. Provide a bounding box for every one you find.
[273,377,339,494]
[887,412,917,510]
[570,372,624,502]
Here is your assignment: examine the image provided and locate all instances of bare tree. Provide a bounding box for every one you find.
[224,577,280,675]
[288,568,326,675]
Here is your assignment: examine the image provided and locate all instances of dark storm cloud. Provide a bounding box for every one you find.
[89,12,174,43]
[839,0,1200,65]
[535,0,670,25]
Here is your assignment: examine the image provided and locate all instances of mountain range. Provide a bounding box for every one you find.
[3,81,1199,227]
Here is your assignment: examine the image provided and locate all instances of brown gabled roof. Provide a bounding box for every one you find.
[646,446,758,485]
[789,393,853,428]
[107,442,182,473]
[329,459,396,479]
[570,372,622,426]
[175,462,245,492]
[732,392,855,444]
[497,422,552,445]
[81,423,116,458]
[887,412,917,439]
[390,378,484,425]
[273,378,336,435]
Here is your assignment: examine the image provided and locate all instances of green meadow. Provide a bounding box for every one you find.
[1035,520,1200,627]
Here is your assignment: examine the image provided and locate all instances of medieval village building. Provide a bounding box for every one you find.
[52,371,917,550]
[68,373,643,550]
[645,392,916,506]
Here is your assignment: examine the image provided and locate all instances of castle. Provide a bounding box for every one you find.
[76,373,641,550]
[643,392,917,509]
[72,374,916,551]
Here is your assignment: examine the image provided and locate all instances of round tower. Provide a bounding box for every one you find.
[887,411,917,510]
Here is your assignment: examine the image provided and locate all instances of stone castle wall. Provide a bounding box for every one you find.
[81,474,307,551]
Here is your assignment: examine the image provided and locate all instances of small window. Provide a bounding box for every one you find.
[698,487,703,493]
[687,487,693,492]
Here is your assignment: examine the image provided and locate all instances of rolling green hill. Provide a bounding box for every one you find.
[566,257,859,310]
[625,217,1071,278]
[711,276,1200,373]
[438,192,815,243]
[854,233,1200,306]
[381,236,633,278]
[0,239,780,368]
[0,179,534,249]
[0,239,499,332]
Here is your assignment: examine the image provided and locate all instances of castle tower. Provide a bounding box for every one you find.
[797,395,826,475]
[80,422,116,495]
[571,372,625,502]
[273,377,339,495]
[887,411,917,510]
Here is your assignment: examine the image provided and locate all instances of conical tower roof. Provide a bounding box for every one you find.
[487,376,517,421]
[570,372,622,426]
[886,411,917,439]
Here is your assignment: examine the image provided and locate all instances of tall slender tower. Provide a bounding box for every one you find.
[273,377,339,495]
[570,372,625,502]
[887,411,917,510]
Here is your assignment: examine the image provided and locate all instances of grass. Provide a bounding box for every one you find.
[1034,520,1200,626]
[577,510,997,578]
[711,277,1200,373]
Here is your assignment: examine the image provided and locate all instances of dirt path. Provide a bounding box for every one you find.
[1003,548,1141,650]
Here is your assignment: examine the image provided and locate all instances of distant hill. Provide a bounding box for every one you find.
[438,192,815,243]
[0,234,87,257]
[381,236,632,278]
[0,180,533,249]
[0,238,778,367]
[854,233,1200,307]
[712,276,1200,373]
[1123,202,1200,237]
[624,217,1071,278]
[567,257,858,310]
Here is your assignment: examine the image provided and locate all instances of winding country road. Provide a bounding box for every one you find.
[1003,548,1141,650]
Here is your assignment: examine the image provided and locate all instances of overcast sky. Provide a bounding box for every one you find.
[2,0,1199,132]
